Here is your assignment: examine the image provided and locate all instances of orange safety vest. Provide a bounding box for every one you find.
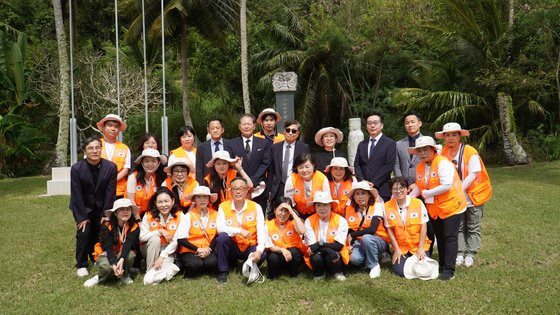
[345,204,390,243]
[254,131,285,144]
[384,198,431,254]
[125,171,157,216]
[304,212,350,269]
[92,221,139,261]
[329,179,353,216]
[415,154,467,219]
[265,219,307,254]
[179,208,218,254]
[100,139,129,196]
[441,144,492,206]
[290,171,328,215]
[204,169,237,203]
[164,177,199,209]
[220,200,259,252]
[145,211,182,246]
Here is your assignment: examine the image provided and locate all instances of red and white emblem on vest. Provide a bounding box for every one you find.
[348,216,356,222]
[329,230,337,237]
[136,185,142,191]
[169,224,177,230]
[117,151,125,157]
[293,189,300,195]
[417,174,422,180]
[286,230,294,236]
[192,221,199,228]
[389,213,396,220]
[431,171,437,177]
[209,222,216,228]
[246,215,255,222]
[366,214,373,220]
[272,234,279,241]
[226,219,233,226]
[150,221,158,228]
[410,212,418,219]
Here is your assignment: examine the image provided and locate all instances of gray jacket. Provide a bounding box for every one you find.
[394,135,422,186]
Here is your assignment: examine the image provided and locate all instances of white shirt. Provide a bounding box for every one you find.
[284,174,331,205]
[304,215,348,246]
[384,196,429,227]
[126,173,154,195]
[242,135,254,153]
[104,141,131,169]
[453,150,482,206]
[367,133,383,159]
[216,200,266,253]
[174,210,212,243]
[211,138,224,153]
[139,212,180,258]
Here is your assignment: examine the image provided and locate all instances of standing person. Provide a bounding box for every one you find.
[304,192,349,281]
[313,127,346,173]
[394,111,423,187]
[196,118,232,184]
[254,108,285,144]
[408,136,467,280]
[354,111,396,202]
[163,156,199,212]
[169,126,197,178]
[215,177,267,283]
[70,137,117,277]
[126,149,167,218]
[324,157,356,216]
[96,114,131,198]
[436,122,492,268]
[269,120,310,202]
[136,132,161,153]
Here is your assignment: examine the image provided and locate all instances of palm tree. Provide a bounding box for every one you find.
[240,0,250,113]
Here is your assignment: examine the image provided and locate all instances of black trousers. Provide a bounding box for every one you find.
[431,213,461,274]
[309,249,343,277]
[75,215,101,268]
[179,252,218,277]
[266,247,303,279]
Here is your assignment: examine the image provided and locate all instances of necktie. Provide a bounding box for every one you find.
[369,138,376,159]
[245,139,251,159]
[214,141,220,153]
[282,144,291,183]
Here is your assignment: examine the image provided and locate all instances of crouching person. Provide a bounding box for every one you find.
[84,199,139,287]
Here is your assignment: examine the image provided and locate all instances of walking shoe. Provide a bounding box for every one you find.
[334,273,346,281]
[121,276,134,285]
[83,275,99,287]
[369,264,381,279]
[464,256,474,267]
[455,255,464,266]
[313,274,326,281]
[438,271,455,281]
[76,267,89,277]
[217,272,228,283]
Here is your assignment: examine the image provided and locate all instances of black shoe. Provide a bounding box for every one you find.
[217,272,228,283]
[438,271,455,281]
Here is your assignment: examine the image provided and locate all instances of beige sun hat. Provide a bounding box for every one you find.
[324,157,354,174]
[434,122,470,139]
[135,148,168,165]
[164,156,193,175]
[403,255,439,280]
[256,108,282,125]
[96,114,127,132]
[206,150,238,168]
[105,198,138,217]
[306,191,339,206]
[185,185,218,203]
[314,127,344,146]
[345,181,379,201]
[407,136,439,155]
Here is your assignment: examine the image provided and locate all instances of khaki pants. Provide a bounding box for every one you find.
[96,251,136,282]
[458,205,484,257]
[141,235,164,270]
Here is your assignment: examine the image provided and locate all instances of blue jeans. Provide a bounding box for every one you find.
[349,234,388,268]
[216,233,267,273]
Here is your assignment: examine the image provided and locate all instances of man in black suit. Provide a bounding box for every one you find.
[268,119,309,203]
[196,117,233,184]
[70,136,117,277]
[354,111,396,201]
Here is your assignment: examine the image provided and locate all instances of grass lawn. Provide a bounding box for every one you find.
[1,161,559,314]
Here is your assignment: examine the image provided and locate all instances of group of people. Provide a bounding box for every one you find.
[70,108,492,286]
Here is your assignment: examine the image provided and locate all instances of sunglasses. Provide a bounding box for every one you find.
[285,128,299,134]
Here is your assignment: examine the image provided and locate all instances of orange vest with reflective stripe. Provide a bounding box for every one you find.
[125,171,157,216]
[92,221,138,261]
[384,198,431,254]
[415,154,467,219]
[164,177,199,209]
[145,211,182,246]
[441,144,492,206]
[345,204,389,243]
[204,169,237,203]
[304,213,350,268]
[179,208,218,254]
[100,139,129,196]
[254,131,285,144]
[329,179,353,216]
[220,200,259,252]
[265,219,307,254]
[291,171,328,215]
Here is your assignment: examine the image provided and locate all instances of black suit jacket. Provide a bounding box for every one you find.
[268,140,310,198]
[229,136,271,185]
[196,138,233,184]
[69,159,117,223]
[354,134,396,200]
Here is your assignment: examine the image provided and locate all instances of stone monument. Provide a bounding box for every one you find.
[347,117,364,166]
[272,72,297,132]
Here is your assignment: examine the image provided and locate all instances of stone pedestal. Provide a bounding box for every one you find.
[47,167,71,195]
[272,72,297,133]
[347,117,364,167]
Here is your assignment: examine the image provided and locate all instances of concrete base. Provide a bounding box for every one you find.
[47,167,71,195]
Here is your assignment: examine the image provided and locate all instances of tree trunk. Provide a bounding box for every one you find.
[240,0,251,113]
[52,0,70,166]
[497,92,529,165]
[556,47,560,122]
[180,16,194,128]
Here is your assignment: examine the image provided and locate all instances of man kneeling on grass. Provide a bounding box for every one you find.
[215,177,267,283]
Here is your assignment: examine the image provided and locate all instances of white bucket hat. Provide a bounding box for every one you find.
[205,150,238,168]
[251,181,267,199]
[185,185,218,203]
[105,198,138,217]
[242,253,265,285]
[135,148,167,165]
[307,191,339,206]
[96,114,127,132]
[314,127,344,146]
[256,108,282,125]
[403,255,439,280]
[407,136,438,155]
[324,157,354,174]
[164,156,193,175]
[345,181,379,201]
[435,122,470,139]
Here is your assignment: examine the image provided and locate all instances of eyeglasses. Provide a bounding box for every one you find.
[230,186,247,191]
[367,121,382,126]
[392,186,406,193]
[285,128,299,134]
[173,169,188,174]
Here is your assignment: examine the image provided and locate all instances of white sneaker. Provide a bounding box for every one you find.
[456,255,464,266]
[83,275,99,287]
[464,256,474,267]
[313,274,326,281]
[369,264,381,279]
[121,276,134,285]
[334,273,346,281]
[76,267,89,277]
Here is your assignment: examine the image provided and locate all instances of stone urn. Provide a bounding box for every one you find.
[347,117,364,166]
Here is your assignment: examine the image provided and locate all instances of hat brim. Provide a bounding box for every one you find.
[325,164,354,174]
[164,161,193,175]
[96,117,127,132]
[135,154,168,165]
[413,258,439,280]
[407,144,438,155]
[434,129,470,139]
[306,199,339,207]
[186,192,218,203]
[105,204,138,218]
[314,128,344,146]
[256,111,282,125]
[345,186,379,201]
[206,156,238,168]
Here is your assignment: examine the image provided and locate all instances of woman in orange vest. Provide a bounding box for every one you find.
[385,177,431,278]
[126,149,167,219]
[436,122,492,268]
[314,127,347,173]
[325,157,356,216]
[140,187,181,285]
[265,197,307,279]
[163,155,199,212]
[284,153,331,219]
[408,136,467,281]
[345,181,389,279]
[304,191,349,281]
[169,126,197,177]
[83,199,139,287]
[176,186,219,277]
[203,150,253,209]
